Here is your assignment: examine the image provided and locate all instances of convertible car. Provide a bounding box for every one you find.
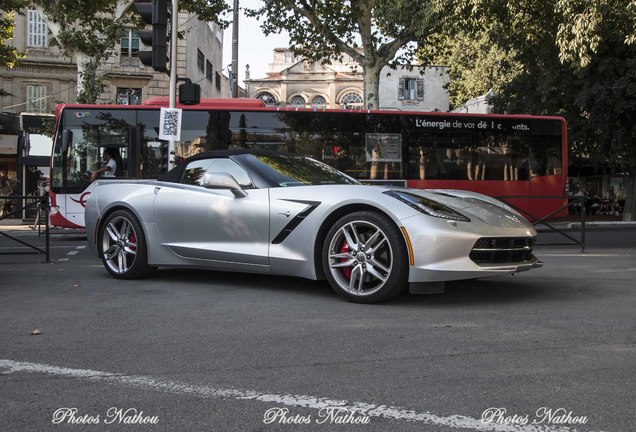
[86,150,542,303]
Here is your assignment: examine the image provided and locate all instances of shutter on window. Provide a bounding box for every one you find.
[417,79,424,101]
[398,78,405,100]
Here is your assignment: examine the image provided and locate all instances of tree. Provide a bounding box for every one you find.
[420,0,636,220]
[418,30,524,110]
[31,0,230,103]
[247,0,438,109]
[0,0,27,97]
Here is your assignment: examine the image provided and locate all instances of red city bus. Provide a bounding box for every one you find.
[49,97,567,228]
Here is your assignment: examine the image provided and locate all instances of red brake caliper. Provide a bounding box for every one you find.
[340,241,351,279]
[129,233,137,251]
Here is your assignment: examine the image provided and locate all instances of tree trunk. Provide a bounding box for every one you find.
[623,171,636,221]
[364,65,381,110]
[75,53,89,98]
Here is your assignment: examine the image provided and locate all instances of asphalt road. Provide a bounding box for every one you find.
[0,227,634,431]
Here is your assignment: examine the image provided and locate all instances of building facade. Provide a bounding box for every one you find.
[246,48,449,112]
[1,9,228,111]
[0,8,228,212]
[99,12,229,105]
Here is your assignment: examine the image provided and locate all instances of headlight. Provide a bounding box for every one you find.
[385,191,470,222]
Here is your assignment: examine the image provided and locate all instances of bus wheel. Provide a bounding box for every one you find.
[322,211,408,303]
[99,209,151,279]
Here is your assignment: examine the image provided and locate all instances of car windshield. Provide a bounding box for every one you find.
[240,154,359,187]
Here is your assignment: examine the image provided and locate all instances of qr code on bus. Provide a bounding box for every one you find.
[162,110,179,137]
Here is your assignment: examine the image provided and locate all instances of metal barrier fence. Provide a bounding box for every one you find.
[0,195,50,262]
[495,195,586,252]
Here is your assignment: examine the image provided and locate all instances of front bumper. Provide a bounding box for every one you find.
[401,214,542,283]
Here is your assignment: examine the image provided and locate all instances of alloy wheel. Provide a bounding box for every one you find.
[327,220,393,297]
[101,215,138,274]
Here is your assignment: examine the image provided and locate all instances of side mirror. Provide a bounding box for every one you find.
[61,129,73,153]
[201,172,248,198]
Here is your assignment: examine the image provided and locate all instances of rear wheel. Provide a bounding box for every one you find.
[99,209,151,279]
[323,211,408,303]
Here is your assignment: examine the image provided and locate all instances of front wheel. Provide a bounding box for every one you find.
[98,209,151,279]
[322,211,408,303]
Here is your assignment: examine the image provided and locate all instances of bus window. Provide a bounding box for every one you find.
[57,126,128,191]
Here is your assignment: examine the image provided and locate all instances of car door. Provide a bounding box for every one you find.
[153,157,270,269]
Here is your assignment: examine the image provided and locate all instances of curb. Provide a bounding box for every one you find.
[566,221,636,229]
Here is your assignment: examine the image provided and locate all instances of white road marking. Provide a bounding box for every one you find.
[66,250,79,256]
[76,245,87,249]
[57,258,69,262]
[0,359,588,432]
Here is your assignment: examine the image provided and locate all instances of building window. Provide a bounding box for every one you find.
[120,30,140,57]
[197,49,204,72]
[398,78,424,101]
[206,60,213,81]
[311,95,327,108]
[256,92,277,105]
[116,88,142,105]
[26,85,48,113]
[27,10,48,48]
[289,95,306,106]
[340,92,363,108]
[215,72,221,91]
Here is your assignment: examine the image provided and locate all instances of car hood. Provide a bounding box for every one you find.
[392,188,533,229]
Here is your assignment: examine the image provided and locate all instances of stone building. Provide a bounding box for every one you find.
[0,10,76,114]
[99,12,229,105]
[0,9,228,112]
[246,48,449,112]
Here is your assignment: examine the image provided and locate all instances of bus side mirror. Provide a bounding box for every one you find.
[62,130,73,153]
[201,172,248,198]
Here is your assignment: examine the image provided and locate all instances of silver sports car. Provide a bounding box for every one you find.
[86,151,542,303]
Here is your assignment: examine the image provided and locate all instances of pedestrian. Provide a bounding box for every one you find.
[31,181,51,230]
[1,178,13,217]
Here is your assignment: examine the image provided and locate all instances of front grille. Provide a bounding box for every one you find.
[470,237,535,265]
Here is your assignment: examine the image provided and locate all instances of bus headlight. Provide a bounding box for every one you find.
[385,191,470,222]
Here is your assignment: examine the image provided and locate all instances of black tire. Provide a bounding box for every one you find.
[322,211,408,303]
[98,209,151,279]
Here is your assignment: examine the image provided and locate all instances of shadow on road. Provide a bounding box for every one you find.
[143,267,564,307]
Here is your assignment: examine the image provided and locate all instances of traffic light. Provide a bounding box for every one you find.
[160,141,170,172]
[135,0,168,73]
[179,79,201,105]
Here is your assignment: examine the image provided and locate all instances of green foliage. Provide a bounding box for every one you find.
[246,0,437,108]
[419,30,524,109]
[421,0,636,173]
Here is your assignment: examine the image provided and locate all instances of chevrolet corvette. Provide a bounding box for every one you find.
[85,150,542,303]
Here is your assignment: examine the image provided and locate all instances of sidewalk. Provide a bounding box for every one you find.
[533,215,636,231]
[0,219,85,234]
[0,219,33,231]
